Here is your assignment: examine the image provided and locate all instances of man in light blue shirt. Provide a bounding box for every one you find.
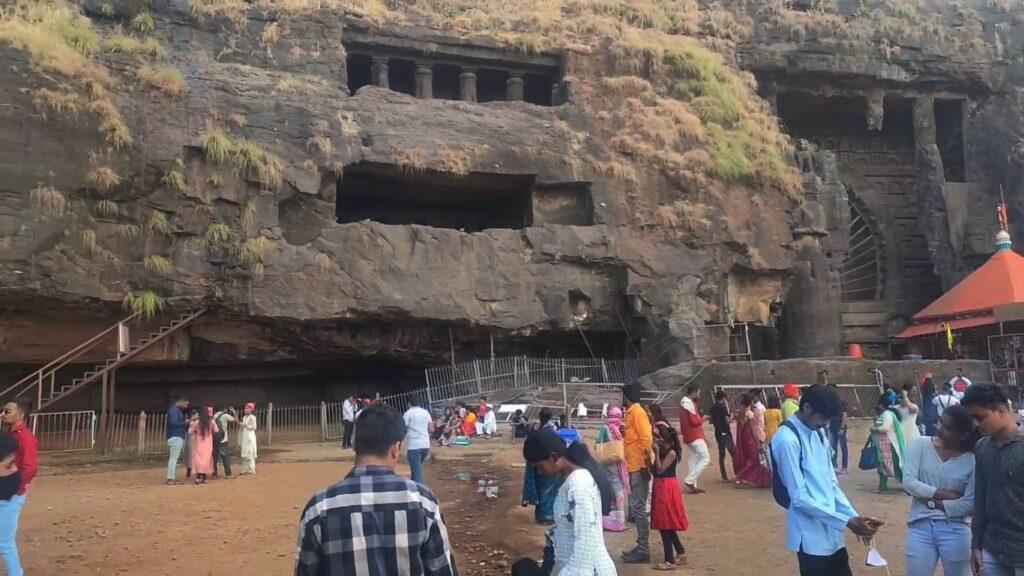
[771,384,882,575]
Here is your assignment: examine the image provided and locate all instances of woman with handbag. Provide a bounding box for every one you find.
[871,393,908,493]
[595,406,629,532]
[731,394,771,488]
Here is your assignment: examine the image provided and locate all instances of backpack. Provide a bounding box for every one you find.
[771,420,826,509]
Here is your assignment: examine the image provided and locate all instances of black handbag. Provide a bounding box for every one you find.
[858,436,877,471]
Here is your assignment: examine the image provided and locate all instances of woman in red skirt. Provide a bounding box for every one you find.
[650,421,690,570]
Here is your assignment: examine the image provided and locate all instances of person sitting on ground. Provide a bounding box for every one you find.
[296,403,457,576]
[771,384,882,576]
[523,430,617,576]
[478,404,497,438]
[440,408,461,447]
[460,408,477,437]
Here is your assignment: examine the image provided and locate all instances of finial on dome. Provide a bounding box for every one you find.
[997,188,1013,251]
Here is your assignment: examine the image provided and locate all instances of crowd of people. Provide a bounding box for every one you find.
[165,396,258,484]
[289,372,1024,576]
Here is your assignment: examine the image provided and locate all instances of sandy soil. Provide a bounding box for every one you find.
[22,421,914,575]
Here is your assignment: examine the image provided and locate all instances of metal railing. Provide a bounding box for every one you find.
[0,311,141,408]
[29,410,96,452]
[422,356,648,408]
[714,383,884,419]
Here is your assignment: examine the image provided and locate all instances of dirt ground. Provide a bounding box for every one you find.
[22,421,914,575]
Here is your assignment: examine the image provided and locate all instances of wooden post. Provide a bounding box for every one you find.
[99,372,109,454]
[474,360,483,395]
[267,402,274,446]
[320,401,328,442]
[137,411,147,455]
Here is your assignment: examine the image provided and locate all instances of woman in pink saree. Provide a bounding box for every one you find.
[732,394,771,488]
[595,406,630,531]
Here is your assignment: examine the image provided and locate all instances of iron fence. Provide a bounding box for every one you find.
[29,410,95,452]
[714,383,883,419]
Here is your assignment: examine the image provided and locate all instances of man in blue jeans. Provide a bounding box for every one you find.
[402,397,434,485]
[0,399,37,576]
[166,396,190,485]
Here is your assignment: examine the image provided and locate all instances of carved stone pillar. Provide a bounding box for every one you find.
[866,90,885,131]
[371,56,390,89]
[415,64,433,99]
[506,73,524,101]
[459,68,477,103]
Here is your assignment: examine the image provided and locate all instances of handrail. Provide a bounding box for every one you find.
[0,311,142,401]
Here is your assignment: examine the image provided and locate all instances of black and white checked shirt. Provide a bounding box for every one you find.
[295,465,457,576]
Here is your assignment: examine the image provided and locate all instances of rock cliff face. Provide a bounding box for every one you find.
[0,0,803,377]
[0,0,1022,396]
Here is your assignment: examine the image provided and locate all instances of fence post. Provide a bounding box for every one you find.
[267,402,274,447]
[523,357,531,389]
[424,372,434,410]
[137,411,147,454]
[320,401,328,441]
[474,360,483,395]
[600,359,609,382]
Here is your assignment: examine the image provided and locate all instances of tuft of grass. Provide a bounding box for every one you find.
[315,252,332,274]
[307,135,332,156]
[199,128,234,164]
[88,97,132,149]
[438,145,471,175]
[228,113,247,128]
[94,199,119,218]
[102,33,163,58]
[29,184,66,216]
[147,210,172,236]
[116,222,141,240]
[129,12,155,35]
[138,65,186,97]
[234,140,284,187]
[233,236,273,264]
[241,199,257,233]
[143,254,173,276]
[161,160,187,192]
[0,2,108,82]
[79,228,97,254]
[32,88,81,120]
[196,222,232,248]
[86,166,121,189]
[260,21,280,46]
[122,290,166,320]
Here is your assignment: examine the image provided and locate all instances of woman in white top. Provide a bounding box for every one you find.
[524,429,617,576]
[897,385,921,444]
[902,405,978,576]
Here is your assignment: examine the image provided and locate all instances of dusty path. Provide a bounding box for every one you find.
[22,422,912,575]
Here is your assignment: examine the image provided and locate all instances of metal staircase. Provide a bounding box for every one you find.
[0,309,207,411]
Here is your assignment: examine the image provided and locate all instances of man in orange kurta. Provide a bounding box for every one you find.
[622,383,654,563]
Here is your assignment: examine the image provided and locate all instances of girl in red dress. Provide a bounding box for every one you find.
[650,420,690,570]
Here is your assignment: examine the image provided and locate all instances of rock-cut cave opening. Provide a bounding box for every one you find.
[335,162,594,231]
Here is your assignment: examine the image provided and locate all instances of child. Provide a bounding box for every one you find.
[650,423,689,570]
[188,407,219,485]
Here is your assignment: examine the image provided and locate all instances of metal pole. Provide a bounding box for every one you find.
[745,323,757,386]
[562,382,569,429]
[425,372,434,410]
[137,411,147,454]
[99,372,109,454]
[267,402,274,447]
[320,401,328,441]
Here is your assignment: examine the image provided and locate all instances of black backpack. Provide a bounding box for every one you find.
[771,420,826,509]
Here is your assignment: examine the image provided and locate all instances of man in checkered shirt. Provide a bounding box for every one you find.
[295,402,458,576]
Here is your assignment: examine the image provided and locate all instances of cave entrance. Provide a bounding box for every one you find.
[478,68,509,103]
[336,162,594,231]
[388,58,416,96]
[337,162,533,231]
[935,98,966,183]
[346,53,373,94]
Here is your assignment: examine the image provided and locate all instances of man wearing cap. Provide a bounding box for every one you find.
[782,384,801,420]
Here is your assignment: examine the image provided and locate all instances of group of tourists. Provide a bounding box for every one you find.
[165,396,258,484]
